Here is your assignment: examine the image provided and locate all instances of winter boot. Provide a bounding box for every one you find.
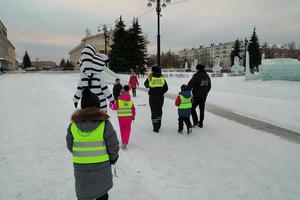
[198,122,203,128]
[187,127,192,134]
[178,129,183,134]
[121,144,127,150]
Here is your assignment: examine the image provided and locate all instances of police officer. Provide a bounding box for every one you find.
[144,66,168,133]
[188,64,211,128]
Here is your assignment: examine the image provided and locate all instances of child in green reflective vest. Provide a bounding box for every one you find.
[110,85,136,150]
[66,88,119,200]
[175,84,192,134]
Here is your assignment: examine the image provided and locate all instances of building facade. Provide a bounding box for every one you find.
[179,41,246,69]
[69,31,113,70]
[31,61,57,70]
[0,20,16,71]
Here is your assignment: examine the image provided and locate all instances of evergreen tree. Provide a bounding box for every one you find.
[127,18,147,70]
[109,16,130,72]
[63,59,75,70]
[248,28,262,71]
[230,39,241,66]
[59,58,66,70]
[22,51,32,68]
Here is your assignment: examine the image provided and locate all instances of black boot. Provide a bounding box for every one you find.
[198,121,203,128]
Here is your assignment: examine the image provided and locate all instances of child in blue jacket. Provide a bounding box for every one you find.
[175,84,192,134]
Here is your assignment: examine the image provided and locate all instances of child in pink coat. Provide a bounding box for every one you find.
[110,85,136,150]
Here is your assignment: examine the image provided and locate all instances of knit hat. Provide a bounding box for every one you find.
[181,84,188,91]
[123,85,130,92]
[81,88,100,109]
[151,66,160,74]
[196,64,205,72]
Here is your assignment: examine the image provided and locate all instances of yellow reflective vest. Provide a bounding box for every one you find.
[178,95,192,109]
[71,122,109,164]
[149,77,165,88]
[117,99,133,117]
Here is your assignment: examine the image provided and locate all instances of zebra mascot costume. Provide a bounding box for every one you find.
[73,44,114,111]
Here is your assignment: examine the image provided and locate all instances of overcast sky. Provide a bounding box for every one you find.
[1,0,299,63]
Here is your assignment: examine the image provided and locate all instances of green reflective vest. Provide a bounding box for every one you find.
[178,95,192,109]
[117,99,133,117]
[149,77,165,88]
[71,122,109,164]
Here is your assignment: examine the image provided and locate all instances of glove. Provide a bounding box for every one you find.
[74,102,78,108]
[110,156,118,165]
[132,117,135,121]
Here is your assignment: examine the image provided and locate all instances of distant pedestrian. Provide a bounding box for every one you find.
[144,66,168,133]
[113,78,122,100]
[139,65,146,78]
[110,85,136,150]
[129,71,139,97]
[175,84,192,134]
[0,64,4,74]
[73,44,115,111]
[135,65,140,78]
[66,88,119,200]
[187,64,211,128]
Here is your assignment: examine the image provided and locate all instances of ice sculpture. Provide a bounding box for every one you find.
[184,61,188,70]
[191,59,198,72]
[231,56,244,74]
[260,58,300,81]
[212,58,223,77]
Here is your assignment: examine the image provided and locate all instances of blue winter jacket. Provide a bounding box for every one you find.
[177,90,192,118]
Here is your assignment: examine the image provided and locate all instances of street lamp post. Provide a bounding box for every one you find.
[147,0,171,68]
[244,37,248,67]
[97,24,109,55]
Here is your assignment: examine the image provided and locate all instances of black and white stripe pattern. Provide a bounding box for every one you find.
[73,44,114,111]
[79,44,108,76]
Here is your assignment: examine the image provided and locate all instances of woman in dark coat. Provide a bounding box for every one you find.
[66,88,119,200]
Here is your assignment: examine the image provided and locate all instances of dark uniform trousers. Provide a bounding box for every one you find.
[149,94,164,131]
[191,96,207,126]
[78,193,108,200]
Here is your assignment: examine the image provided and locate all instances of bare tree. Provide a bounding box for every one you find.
[194,50,212,67]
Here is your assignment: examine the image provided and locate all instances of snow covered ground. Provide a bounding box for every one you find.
[1,73,300,200]
[120,74,300,133]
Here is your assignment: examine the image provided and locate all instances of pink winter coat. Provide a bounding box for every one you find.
[129,74,139,89]
[110,92,136,118]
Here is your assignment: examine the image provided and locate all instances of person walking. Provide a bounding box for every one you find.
[113,78,122,100]
[66,88,119,200]
[139,65,146,78]
[175,84,192,134]
[0,63,4,74]
[110,85,136,150]
[73,44,115,111]
[187,64,211,128]
[128,71,139,97]
[144,66,168,133]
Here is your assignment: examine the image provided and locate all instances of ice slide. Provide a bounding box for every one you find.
[101,66,127,85]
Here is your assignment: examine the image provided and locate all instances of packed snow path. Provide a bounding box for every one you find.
[1,73,300,200]
[139,87,300,143]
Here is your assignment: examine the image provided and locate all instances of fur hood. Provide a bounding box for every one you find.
[71,107,109,122]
